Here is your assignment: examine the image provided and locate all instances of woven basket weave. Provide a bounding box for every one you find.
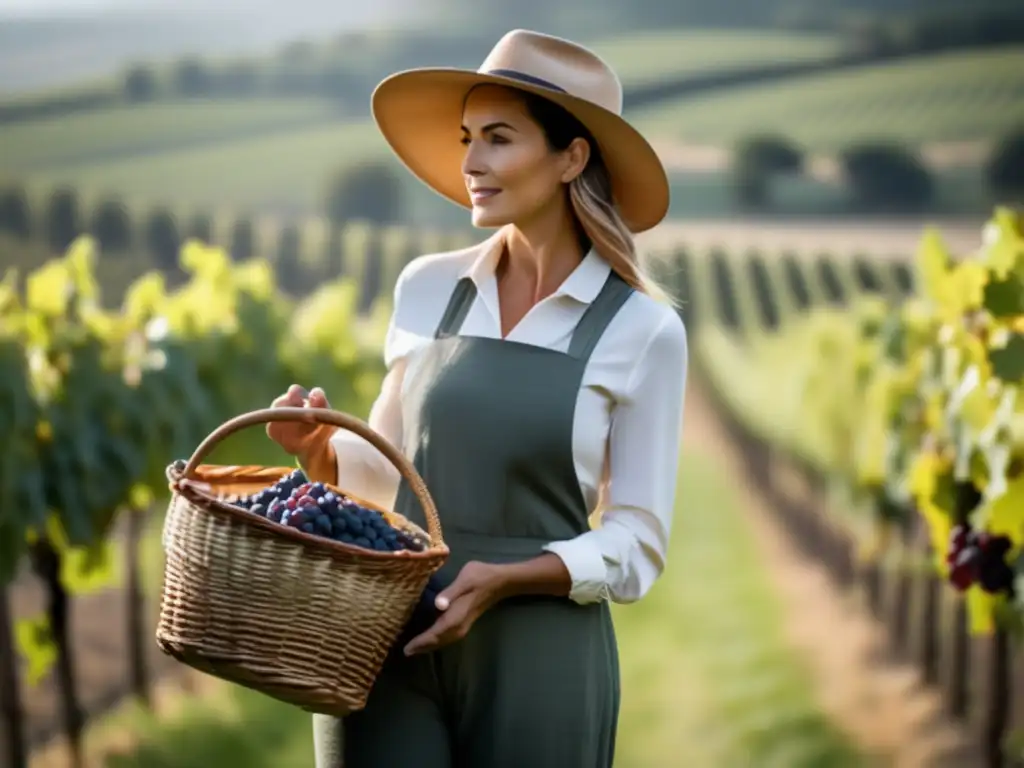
[156,406,447,716]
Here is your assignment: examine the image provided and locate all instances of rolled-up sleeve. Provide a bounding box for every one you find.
[543,310,688,604]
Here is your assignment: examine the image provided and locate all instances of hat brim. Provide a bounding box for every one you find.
[370,68,670,234]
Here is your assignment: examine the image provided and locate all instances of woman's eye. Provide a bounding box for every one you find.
[490,134,509,144]
[459,136,471,146]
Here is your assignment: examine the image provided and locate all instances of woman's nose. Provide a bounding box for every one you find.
[461,140,486,178]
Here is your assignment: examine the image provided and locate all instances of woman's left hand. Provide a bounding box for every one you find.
[403,561,508,656]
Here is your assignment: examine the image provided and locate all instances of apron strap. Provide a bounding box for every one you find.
[567,271,634,363]
[435,277,478,339]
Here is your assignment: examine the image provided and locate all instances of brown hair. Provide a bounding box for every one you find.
[519,90,672,304]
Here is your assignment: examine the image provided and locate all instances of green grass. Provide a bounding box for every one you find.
[632,47,1024,150]
[589,29,844,88]
[100,450,867,768]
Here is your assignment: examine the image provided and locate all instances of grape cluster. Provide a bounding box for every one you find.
[946,523,1016,596]
[233,469,430,553]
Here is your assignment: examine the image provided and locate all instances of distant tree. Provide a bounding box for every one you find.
[217,60,261,96]
[270,63,316,96]
[45,187,81,252]
[123,64,158,102]
[731,135,804,209]
[324,226,345,278]
[91,198,133,253]
[186,213,214,244]
[229,217,257,261]
[987,128,1024,202]
[275,224,304,295]
[0,185,32,239]
[840,142,933,211]
[280,39,318,64]
[324,162,404,227]
[145,208,181,272]
[173,58,212,98]
[318,60,362,103]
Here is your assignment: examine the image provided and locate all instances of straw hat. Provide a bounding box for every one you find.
[370,29,670,233]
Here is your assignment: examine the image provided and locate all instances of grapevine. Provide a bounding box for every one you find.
[0,235,390,679]
[700,208,1024,635]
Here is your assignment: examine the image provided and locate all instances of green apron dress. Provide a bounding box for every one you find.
[313,269,634,768]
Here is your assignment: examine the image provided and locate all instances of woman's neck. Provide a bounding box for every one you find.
[499,215,585,304]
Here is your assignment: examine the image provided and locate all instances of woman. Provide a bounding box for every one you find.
[268,28,688,768]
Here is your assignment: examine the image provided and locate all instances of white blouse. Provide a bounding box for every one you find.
[330,231,689,605]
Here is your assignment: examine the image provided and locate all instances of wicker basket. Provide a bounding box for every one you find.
[156,406,447,716]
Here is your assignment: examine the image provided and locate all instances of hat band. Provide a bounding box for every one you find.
[486,68,566,93]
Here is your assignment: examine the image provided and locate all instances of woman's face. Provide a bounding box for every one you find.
[460,86,581,229]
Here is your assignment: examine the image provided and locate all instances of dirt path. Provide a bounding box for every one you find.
[681,383,977,767]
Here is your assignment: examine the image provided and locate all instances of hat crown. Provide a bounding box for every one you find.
[478,29,623,116]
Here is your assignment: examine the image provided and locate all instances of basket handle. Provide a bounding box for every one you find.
[179,406,443,548]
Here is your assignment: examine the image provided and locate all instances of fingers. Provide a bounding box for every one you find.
[403,628,438,656]
[271,385,306,408]
[436,578,474,611]
[403,611,460,656]
[435,562,488,610]
[271,385,332,410]
[307,386,330,409]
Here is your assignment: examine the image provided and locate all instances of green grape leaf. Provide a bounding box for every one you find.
[982,275,1024,319]
[994,596,1024,639]
[60,540,118,594]
[879,313,906,363]
[129,483,154,510]
[988,332,1024,383]
[982,209,1024,279]
[15,614,56,686]
[929,465,956,515]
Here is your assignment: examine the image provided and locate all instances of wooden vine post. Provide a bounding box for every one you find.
[0,586,27,768]
[30,541,83,768]
[125,505,151,707]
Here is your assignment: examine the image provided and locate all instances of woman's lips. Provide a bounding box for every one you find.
[469,188,501,204]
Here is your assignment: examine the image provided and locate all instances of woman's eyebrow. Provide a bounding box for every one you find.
[460,121,519,134]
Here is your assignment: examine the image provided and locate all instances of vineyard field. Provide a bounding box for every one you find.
[632,47,1024,151]
[0,99,347,175]
[0,230,876,765]
[641,218,989,259]
[11,119,477,227]
[6,210,1024,766]
[589,29,844,87]
[663,208,1024,635]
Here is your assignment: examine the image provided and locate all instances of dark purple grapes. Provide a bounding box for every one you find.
[267,499,285,523]
[235,470,429,554]
[947,525,1017,596]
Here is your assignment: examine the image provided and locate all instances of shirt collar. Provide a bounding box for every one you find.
[460,231,611,305]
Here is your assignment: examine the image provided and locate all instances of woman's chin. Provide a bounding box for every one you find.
[470,207,509,229]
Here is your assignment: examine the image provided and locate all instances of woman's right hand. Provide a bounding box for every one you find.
[266,384,333,457]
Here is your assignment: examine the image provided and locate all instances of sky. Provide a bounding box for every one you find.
[0,0,131,14]
[0,0,384,16]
